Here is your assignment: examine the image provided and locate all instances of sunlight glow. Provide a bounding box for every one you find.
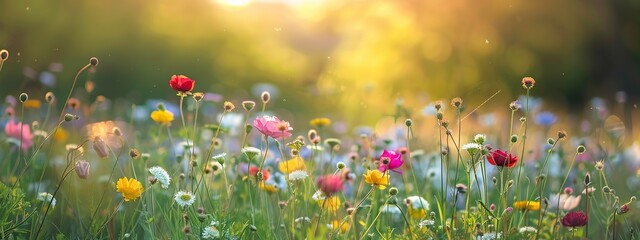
[217,0,253,7]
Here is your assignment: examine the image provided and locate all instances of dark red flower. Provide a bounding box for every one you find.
[169,75,195,92]
[561,211,588,228]
[317,175,343,195]
[486,149,518,168]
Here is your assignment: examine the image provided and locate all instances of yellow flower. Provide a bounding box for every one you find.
[278,156,306,174]
[309,118,331,128]
[116,177,143,202]
[150,110,174,125]
[363,169,390,190]
[513,201,540,211]
[317,196,341,213]
[408,208,427,219]
[329,220,349,234]
[54,128,68,142]
[258,181,278,193]
[24,99,42,109]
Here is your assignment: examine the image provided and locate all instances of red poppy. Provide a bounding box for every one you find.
[249,166,270,181]
[486,149,518,168]
[561,211,588,227]
[169,75,195,92]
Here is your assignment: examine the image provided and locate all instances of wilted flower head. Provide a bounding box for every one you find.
[378,150,404,173]
[521,77,535,89]
[253,116,292,139]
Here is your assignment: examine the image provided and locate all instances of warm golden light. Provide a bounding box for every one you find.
[216,0,253,7]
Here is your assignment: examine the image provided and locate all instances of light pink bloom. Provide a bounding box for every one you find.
[253,116,292,139]
[317,175,343,196]
[549,193,581,211]
[378,149,404,174]
[4,119,33,152]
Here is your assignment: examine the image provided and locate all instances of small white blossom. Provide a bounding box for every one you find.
[288,170,308,181]
[148,166,171,189]
[174,191,195,208]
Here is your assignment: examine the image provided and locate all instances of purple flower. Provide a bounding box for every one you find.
[534,111,557,127]
[561,211,588,228]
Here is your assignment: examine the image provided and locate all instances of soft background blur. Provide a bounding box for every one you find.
[1,0,640,125]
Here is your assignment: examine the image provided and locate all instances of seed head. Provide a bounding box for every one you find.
[521,77,535,89]
[451,97,463,109]
[510,135,518,143]
[64,114,79,122]
[223,101,235,111]
[45,92,55,103]
[547,138,555,145]
[129,148,140,159]
[336,161,346,170]
[577,145,586,154]
[434,101,442,111]
[557,130,567,140]
[192,92,204,102]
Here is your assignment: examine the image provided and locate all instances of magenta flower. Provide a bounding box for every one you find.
[378,149,404,173]
[561,211,588,228]
[253,116,292,139]
[4,119,33,152]
[317,175,343,196]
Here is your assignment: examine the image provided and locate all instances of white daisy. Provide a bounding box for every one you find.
[211,153,226,162]
[288,170,308,181]
[37,192,56,207]
[148,166,171,189]
[210,161,224,175]
[405,196,430,210]
[380,204,401,214]
[474,134,487,144]
[202,225,220,239]
[519,226,537,234]
[418,219,435,228]
[312,190,325,201]
[174,191,196,208]
[462,143,482,151]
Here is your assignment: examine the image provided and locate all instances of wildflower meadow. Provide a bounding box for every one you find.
[2,1,640,239]
[0,51,638,240]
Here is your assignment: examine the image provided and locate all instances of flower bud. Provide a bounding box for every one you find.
[75,160,90,179]
[92,137,109,159]
[436,112,443,120]
[261,91,270,104]
[584,172,591,186]
[389,187,399,196]
[0,49,8,60]
[242,100,256,112]
[547,138,555,145]
[510,135,518,143]
[141,153,150,161]
[45,92,55,103]
[249,225,257,232]
[492,177,497,185]
[64,113,79,122]
[434,101,442,111]
[182,225,190,234]
[19,93,28,103]
[520,117,526,123]
[308,130,317,143]
[619,204,630,215]
[336,162,346,170]
[577,145,586,154]
[89,57,99,66]
[451,97,463,109]
[405,119,412,127]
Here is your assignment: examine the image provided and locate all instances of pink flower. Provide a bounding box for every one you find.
[317,175,343,195]
[253,116,292,139]
[561,211,588,228]
[4,119,33,152]
[378,149,404,173]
